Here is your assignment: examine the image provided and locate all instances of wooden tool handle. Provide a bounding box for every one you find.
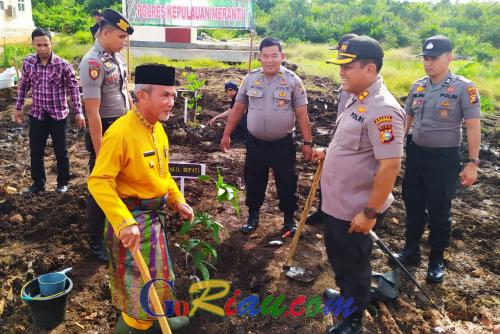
[284,159,324,267]
[132,250,172,334]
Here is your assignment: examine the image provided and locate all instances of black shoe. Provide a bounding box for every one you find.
[426,251,444,283]
[283,212,297,236]
[242,209,259,234]
[306,210,323,225]
[326,313,363,334]
[23,184,45,194]
[55,184,68,193]
[324,288,380,303]
[90,242,109,262]
[392,241,421,266]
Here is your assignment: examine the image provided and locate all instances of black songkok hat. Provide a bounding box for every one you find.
[135,64,176,86]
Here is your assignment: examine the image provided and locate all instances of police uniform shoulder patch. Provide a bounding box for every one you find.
[466,86,479,104]
[89,66,100,80]
[379,124,394,143]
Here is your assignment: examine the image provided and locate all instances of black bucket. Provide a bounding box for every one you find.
[21,277,73,329]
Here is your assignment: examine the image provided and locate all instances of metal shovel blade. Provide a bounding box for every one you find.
[284,266,317,283]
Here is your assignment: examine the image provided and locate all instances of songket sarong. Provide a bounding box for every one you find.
[105,196,174,320]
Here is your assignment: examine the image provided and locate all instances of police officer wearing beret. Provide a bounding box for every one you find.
[208,81,248,141]
[306,33,359,225]
[90,10,103,39]
[79,8,134,261]
[313,36,405,334]
[221,37,313,235]
[395,35,481,284]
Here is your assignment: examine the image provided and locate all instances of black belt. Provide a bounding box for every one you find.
[411,142,459,153]
[248,133,293,146]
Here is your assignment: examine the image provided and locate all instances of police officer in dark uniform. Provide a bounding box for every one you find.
[221,37,313,235]
[306,33,359,225]
[396,35,481,283]
[79,8,134,261]
[90,10,103,39]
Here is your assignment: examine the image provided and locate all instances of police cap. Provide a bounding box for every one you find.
[418,35,452,57]
[327,36,383,65]
[224,81,238,91]
[332,33,359,50]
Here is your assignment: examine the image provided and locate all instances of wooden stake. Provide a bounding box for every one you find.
[284,160,323,267]
[247,30,255,73]
[131,250,172,334]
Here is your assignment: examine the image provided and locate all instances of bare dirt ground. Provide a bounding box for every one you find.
[0,68,498,334]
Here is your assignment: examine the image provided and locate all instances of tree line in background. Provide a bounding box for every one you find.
[29,0,499,62]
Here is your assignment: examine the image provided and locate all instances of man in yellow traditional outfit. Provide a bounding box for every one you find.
[88,64,192,333]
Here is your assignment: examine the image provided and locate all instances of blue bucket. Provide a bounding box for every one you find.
[21,276,73,329]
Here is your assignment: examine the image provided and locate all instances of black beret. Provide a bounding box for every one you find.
[102,8,134,35]
[135,64,176,86]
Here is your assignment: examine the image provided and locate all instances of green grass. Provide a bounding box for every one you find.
[2,37,497,115]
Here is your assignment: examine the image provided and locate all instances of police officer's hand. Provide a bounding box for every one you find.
[312,148,326,161]
[75,113,86,129]
[460,164,478,186]
[220,135,231,152]
[302,145,313,160]
[119,224,141,253]
[176,202,194,223]
[207,116,219,126]
[14,110,23,124]
[349,212,376,235]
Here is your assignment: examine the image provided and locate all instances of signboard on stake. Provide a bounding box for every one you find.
[169,162,206,194]
[124,0,254,30]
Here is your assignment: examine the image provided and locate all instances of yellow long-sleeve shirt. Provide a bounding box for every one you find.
[88,107,186,235]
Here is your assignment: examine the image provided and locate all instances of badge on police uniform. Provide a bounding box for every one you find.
[379,124,394,143]
[358,91,369,101]
[439,109,449,119]
[357,107,366,113]
[466,86,479,104]
[254,80,261,86]
[104,61,113,69]
[374,115,392,125]
[278,100,286,107]
[441,101,450,107]
[279,91,286,98]
[280,78,287,86]
[416,86,425,92]
[89,66,100,80]
[447,86,455,93]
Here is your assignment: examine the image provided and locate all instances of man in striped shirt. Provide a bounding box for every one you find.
[15,28,86,194]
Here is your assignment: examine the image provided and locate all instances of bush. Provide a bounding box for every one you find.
[73,30,93,45]
[0,44,32,69]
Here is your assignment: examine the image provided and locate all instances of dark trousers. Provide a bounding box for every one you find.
[402,142,460,251]
[323,214,373,311]
[29,116,69,187]
[244,134,298,214]
[85,117,119,245]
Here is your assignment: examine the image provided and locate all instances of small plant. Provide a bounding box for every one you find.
[181,71,206,125]
[178,170,239,280]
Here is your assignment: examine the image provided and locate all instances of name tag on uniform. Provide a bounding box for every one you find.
[143,150,155,157]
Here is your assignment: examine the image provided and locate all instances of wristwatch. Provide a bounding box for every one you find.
[466,158,480,166]
[303,140,314,146]
[363,207,379,220]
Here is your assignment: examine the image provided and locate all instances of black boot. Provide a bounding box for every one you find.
[392,239,421,266]
[283,212,297,236]
[326,311,363,334]
[242,208,259,234]
[90,240,109,262]
[426,250,444,283]
[306,210,323,225]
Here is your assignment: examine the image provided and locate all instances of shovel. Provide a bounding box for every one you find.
[283,160,323,282]
[132,250,172,334]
